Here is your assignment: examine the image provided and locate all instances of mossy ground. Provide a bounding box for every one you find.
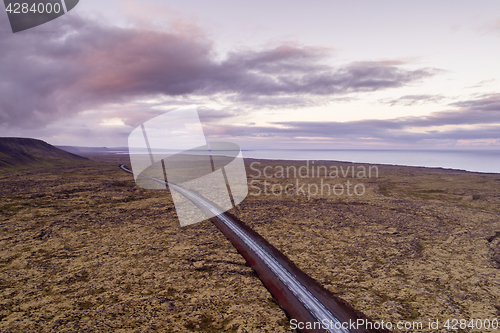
[1,156,499,332]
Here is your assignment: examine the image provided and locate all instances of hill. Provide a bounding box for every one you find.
[0,137,88,170]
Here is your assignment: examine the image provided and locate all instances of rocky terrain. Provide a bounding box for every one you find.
[1,155,499,332]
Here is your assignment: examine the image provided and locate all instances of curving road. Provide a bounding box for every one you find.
[120,164,385,333]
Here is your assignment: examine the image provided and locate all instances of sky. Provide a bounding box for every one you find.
[0,0,499,149]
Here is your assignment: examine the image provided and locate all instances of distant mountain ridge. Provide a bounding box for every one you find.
[57,146,128,155]
[0,137,88,170]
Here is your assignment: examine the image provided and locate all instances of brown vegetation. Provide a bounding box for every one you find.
[1,155,499,332]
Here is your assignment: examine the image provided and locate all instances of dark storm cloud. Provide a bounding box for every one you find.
[0,14,439,129]
[204,94,500,144]
[209,54,438,97]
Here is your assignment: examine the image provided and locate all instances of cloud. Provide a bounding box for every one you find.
[197,107,236,123]
[466,79,496,89]
[0,13,440,130]
[218,57,439,105]
[203,94,500,146]
[380,94,447,106]
[449,93,500,111]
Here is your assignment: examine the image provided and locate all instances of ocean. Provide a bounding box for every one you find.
[242,150,500,174]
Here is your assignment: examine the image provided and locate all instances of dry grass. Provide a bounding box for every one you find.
[1,156,499,332]
[243,160,500,332]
